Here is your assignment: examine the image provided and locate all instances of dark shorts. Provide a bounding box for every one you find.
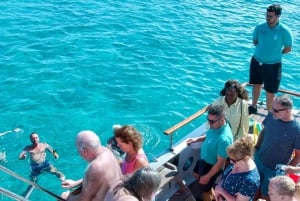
[30,160,51,177]
[193,159,221,192]
[249,56,282,93]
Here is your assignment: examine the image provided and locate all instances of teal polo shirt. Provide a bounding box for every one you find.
[200,123,233,165]
[253,22,293,64]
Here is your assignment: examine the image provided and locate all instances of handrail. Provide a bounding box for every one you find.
[164,105,209,135]
[164,83,299,136]
[246,84,300,97]
[0,187,29,201]
[0,165,66,201]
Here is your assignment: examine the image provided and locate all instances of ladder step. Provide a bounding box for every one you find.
[0,187,30,201]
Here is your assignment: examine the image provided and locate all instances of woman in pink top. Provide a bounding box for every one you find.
[114,125,149,175]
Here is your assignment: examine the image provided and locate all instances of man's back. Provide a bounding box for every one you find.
[83,147,122,201]
[62,130,123,201]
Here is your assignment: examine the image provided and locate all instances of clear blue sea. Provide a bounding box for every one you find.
[0,0,299,200]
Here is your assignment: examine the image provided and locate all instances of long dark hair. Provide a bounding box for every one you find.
[219,80,248,100]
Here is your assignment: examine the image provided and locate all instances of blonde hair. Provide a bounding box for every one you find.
[269,175,299,197]
[227,136,254,160]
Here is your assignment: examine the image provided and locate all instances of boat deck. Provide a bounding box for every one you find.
[250,103,300,123]
[164,104,300,201]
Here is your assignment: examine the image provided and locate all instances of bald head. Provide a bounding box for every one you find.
[76,130,101,151]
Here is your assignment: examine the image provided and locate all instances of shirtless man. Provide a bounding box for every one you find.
[19,132,65,182]
[61,130,122,201]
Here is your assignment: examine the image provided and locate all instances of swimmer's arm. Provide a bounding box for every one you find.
[45,143,59,159]
[18,150,27,160]
[19,146,30,160]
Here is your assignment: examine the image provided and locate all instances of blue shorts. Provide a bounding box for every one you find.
[254,153,276,196]
[193,159,221,192]
[30,160,51,177]
[249,56,282,93]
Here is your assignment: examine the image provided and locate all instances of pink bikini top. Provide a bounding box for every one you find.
[121,154,148,175]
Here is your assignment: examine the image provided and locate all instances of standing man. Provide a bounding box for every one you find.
[19,132,65,182]
[61,130,122,201]
[249,4,293,114]
[187,105,233,201]
[254,95,300,201]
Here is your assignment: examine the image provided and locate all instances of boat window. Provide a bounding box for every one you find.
[183,157,193,171]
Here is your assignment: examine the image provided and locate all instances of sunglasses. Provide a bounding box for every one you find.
[272,107,290,113]
[207,118,220,125]
[230,158,243,164]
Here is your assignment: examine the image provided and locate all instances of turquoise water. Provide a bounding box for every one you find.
[0,0,299,200]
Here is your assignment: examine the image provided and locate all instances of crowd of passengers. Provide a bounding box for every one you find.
[16,79,300,201]
[185,80,300,201]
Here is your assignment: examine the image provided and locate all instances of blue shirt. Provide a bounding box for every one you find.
[257,113,300,169]
[201,122,233,165]
[222,164,260,201]
[253,22,293,64]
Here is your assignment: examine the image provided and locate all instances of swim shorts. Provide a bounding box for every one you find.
[30,160,51,177]
[249,56,282,93]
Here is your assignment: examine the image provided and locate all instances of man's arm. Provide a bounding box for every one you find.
[45,143,59,159]
[66,163,107,201]
[62,179,83,189]
[18,147,28,160]
[282,46,292,54]
[199,156,226,185]
[253,39,258,46]
[186,135,206,145]
[288,149,300,166]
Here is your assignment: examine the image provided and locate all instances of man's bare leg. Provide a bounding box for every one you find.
[252,84,262,107]
[266,91,275,112]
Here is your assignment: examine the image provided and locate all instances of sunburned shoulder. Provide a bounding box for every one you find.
[91,149,118,167]
[86,158,121,181]
[38,143,50,149]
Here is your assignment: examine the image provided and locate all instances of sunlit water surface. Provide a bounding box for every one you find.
[0,0,299,200]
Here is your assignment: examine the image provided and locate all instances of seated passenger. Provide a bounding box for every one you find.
[104,167,161,201]
[215,136,260,201]
[212,79,249,141]
[187,105,233,201]
[114,125,149,175]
